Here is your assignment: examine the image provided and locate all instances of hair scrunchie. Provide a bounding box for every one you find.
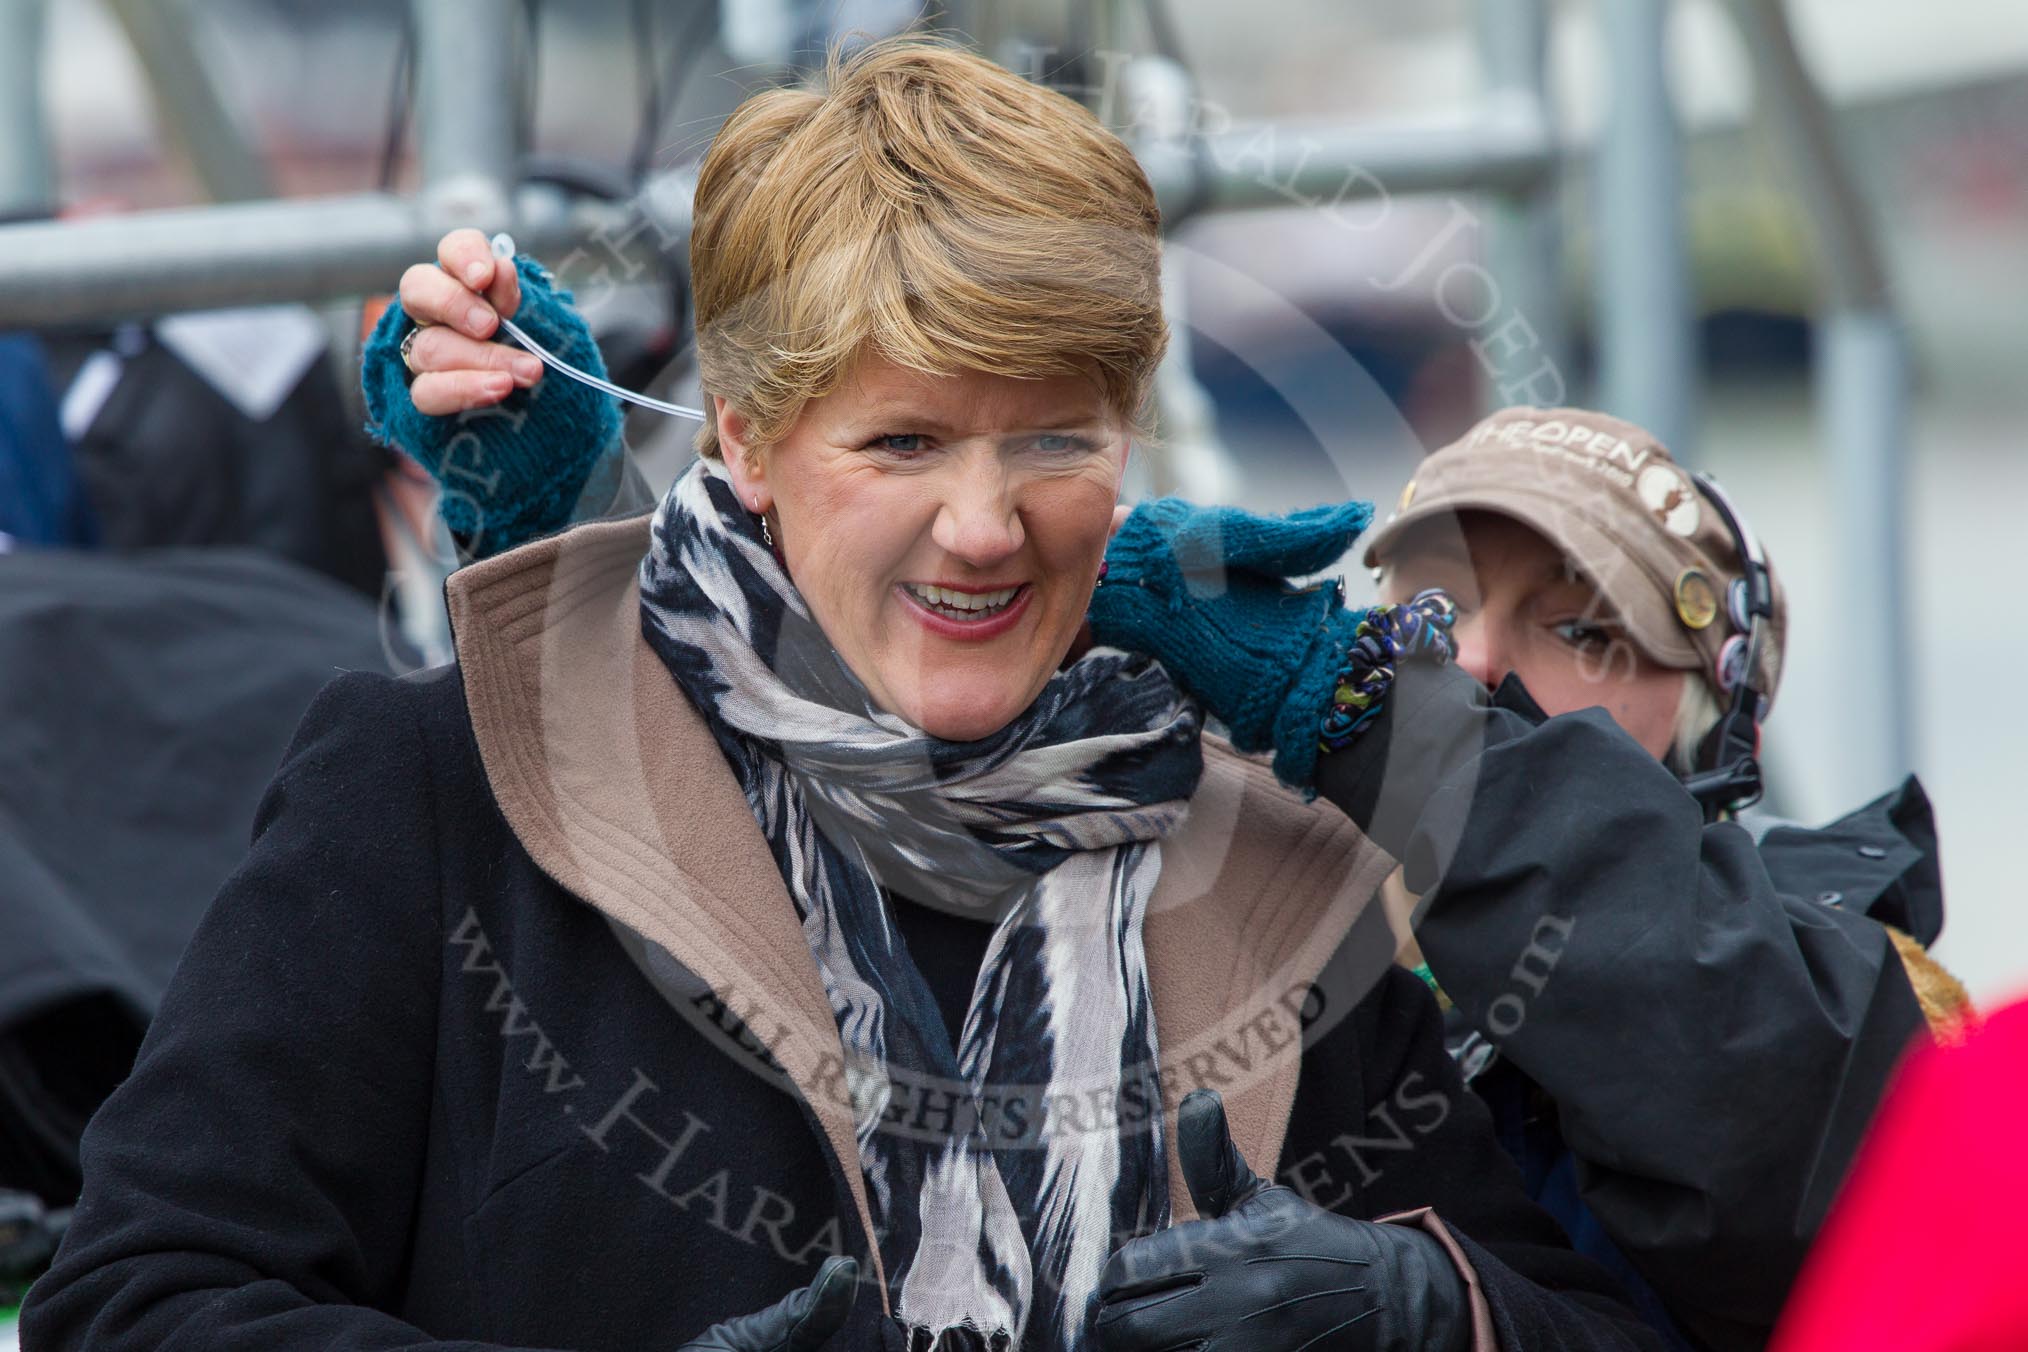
[1319,588,1459,754]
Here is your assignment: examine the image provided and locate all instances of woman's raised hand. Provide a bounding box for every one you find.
[1088,496,1374,788]
[361,229,624,556]
[394,227,544,415]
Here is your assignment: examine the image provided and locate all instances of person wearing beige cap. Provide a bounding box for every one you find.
[1014,403,1968,1352]
[1363,407,1785,782]
[1342,406,1968,1352]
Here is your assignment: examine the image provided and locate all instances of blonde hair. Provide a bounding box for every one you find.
[1665,675,1724,778]
[1665,628,1784,777]
[685,36,1168,461]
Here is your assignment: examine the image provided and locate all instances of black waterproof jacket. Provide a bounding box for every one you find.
[0,546,393,1208]
[1317,665,1938,1352]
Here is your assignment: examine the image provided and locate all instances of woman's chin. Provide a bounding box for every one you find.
[860,621,1075,741]
[912,701,1023,743]
[894,678,1039,743]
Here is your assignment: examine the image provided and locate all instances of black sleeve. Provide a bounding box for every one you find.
[1316,662,1930,1352]
[19,674,561,1352]
[1347,963,1664,1351]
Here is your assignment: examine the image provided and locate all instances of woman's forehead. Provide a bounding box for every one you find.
[817,354,1112,431]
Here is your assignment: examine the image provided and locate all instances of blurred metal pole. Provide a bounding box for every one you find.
[0,186,684,327]
[0,0,55,219]
[1474,0,1567,412]
[1721,2,1886,311]
[101,0,272,203]
[1141,111,1554,221]
[0,194,475,326]
[1595,0,1696,458]
[1,105,1550,327]
[1122,52,1231,503]
[412,0,519,226]
[1819,312,1912,783]
[1724,0,1911,786]
[1092,0,1131,61]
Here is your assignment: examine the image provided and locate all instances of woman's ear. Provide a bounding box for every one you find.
[714,396,770,513]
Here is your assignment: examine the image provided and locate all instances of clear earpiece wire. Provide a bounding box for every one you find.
[487,233,706,422]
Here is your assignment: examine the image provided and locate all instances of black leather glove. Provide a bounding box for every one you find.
[680,1255,857,1351]
[1093,1091,1472,1352]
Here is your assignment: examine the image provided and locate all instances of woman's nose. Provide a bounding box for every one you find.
[930,457,1025,567]
[1450,612,1506,690]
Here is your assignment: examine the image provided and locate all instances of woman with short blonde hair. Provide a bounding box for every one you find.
[26,37,1655,1352]
[686,40,1167,462]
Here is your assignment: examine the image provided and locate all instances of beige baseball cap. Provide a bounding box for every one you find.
[1361,406,1786,698]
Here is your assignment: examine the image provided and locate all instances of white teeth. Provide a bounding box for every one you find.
[907,584,1019,615]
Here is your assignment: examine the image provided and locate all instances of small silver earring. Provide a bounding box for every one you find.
[752,497,775,550]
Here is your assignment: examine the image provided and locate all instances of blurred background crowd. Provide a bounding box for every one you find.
[2,0,2026,1340]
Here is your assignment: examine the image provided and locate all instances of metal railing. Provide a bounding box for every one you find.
[0,0,1912,782]
[0,0,1562,335]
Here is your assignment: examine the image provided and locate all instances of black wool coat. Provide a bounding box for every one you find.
[22,517,1659,1351]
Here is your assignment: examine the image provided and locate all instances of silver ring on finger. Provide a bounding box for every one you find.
[399,322,432,377]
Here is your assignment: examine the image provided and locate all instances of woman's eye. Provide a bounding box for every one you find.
[1552,619,1612,650]
[1036,434,1078,452]
[868,433,927,454]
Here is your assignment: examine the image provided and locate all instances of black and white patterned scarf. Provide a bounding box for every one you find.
[638,462,1201,1351]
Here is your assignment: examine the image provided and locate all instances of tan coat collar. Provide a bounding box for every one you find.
[446,515,1396,1299]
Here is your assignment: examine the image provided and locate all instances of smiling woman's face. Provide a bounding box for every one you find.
[719,352,1128,742]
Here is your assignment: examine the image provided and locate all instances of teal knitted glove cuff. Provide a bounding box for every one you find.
[361,254,624,556]
[1269,606,1362,790]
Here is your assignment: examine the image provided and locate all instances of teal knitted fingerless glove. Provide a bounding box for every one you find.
[361,253,624,557]
[1086,496,1374,791]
